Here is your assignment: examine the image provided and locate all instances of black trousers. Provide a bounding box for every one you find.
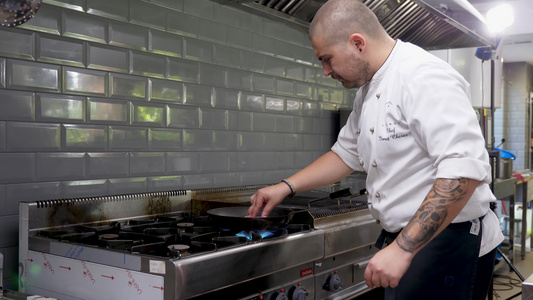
[375,217,497,300]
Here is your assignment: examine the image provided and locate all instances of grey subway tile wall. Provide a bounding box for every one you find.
[130,152,166,175]
[87,152,130,178]
[0,59,4,88]
[108,177,148,195]
[0,153,35,183]
[149,128,182,150]
[88,98,129,124]
[0,90,35,121]
[62,124,107,150]
[107,21,148,51]
[6,122,61,151]
[86,0,129,21]
[35,152,86,181]
[36,94,86,123]
[0,122,5,151]
[108,126,149,150]
[87,44,130,72]
[5,182,61,215]
[63,67,107,96]
[0,0,352,289]
[36,35,85,67]
[7,60,61,93]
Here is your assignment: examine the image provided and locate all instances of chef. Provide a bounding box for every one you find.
[248,0,504,299]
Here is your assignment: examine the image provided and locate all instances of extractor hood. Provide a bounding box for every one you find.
[211,0,495,50]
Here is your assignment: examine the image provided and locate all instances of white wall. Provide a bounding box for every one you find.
[430,47,497,108]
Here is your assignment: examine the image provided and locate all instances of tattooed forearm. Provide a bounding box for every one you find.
[396,178,470,253]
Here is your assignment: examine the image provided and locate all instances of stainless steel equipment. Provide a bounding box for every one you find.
[19,186,381,300]
[210,0,494,50]
[524,272,533,300]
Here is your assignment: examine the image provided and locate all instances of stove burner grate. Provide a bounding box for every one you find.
[33,214,313,259]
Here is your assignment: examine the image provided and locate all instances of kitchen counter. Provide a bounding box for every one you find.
[523,271,533,299]
[495,172,533,263]
[512,172,533,260]
[493,177,516,200]
[494,177,518,263]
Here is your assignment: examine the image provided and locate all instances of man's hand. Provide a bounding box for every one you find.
[364,178,478,289]
[364,240,413,288]
[248,183,291,217]
[248,151,354,217]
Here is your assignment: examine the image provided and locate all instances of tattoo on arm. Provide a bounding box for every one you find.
[396,178,469,253]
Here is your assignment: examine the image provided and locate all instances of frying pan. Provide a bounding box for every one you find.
[207,206,298,231]
[207,187,366,231]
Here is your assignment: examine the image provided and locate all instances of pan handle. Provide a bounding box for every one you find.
[306,188,367,209]
[329,187,366,199]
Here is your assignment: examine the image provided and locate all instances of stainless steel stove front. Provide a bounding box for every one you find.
[22,228,324,300]
[19,188,381,300]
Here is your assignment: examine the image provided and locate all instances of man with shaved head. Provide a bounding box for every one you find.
[249,0,503,299]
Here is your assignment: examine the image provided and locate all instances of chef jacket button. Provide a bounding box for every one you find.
[370,127,374,133]
[375,192,381,198]
[364,190,369,195]
[372,162,377,167]
[359,161,364,166]
[376,93,381,99]
[376,220,381,224]
[357,129,361,134]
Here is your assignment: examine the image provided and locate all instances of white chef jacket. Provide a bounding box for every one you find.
[332,40,504,256]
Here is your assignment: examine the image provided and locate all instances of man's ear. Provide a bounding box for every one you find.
[349,34,365,52]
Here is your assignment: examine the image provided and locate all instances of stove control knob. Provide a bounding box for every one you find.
[273,288,289,300]
[325,273,343,292]
[290,286,307,300]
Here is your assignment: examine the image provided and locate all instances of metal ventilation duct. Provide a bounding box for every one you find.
[211,0,494,50]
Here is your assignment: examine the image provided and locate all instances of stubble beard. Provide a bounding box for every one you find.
[340,56,371,89]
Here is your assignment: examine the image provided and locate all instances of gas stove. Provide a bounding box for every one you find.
[32,213,311,259]
[19,186,381,300]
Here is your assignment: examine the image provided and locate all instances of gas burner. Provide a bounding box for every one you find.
[234,228,289,242]
[168,244,190,257]
[236,230,274,240]
[212,236,249,247]
[177,222,194,233]
[32,213,311,259]
[37,222,121,241]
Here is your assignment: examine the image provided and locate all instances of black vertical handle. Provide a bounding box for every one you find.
[329,188,366,199]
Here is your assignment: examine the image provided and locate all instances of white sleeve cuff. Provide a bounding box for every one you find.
[436,157,492,183]
[331,142,365,172]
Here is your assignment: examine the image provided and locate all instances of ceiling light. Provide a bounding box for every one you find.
[486,3,514,33]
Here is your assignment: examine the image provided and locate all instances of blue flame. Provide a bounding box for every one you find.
[258,230,275,239]
[236,230,275,240]
[236,231,253,240]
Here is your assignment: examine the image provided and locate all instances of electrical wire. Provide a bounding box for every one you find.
[491,273,523,299]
